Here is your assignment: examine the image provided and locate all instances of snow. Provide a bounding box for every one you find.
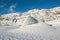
[0,22,60,40]
[0,7,60,40]
[46,19,60,28]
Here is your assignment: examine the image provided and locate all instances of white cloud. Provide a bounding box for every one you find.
[9,3,17,13]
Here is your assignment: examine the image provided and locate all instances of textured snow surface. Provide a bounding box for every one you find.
[0,22,60,40]
[0,7,60,40]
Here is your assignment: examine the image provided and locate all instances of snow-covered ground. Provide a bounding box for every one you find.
[0,22,60,40]
[0,7,60,40]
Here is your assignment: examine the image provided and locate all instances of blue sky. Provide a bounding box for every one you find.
[0,0,60,14]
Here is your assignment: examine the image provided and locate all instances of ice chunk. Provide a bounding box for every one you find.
[23,16,38,25]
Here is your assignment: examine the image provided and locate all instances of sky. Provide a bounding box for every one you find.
[0,0,60,14]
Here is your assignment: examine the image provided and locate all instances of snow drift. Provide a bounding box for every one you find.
[0,22,60,40]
